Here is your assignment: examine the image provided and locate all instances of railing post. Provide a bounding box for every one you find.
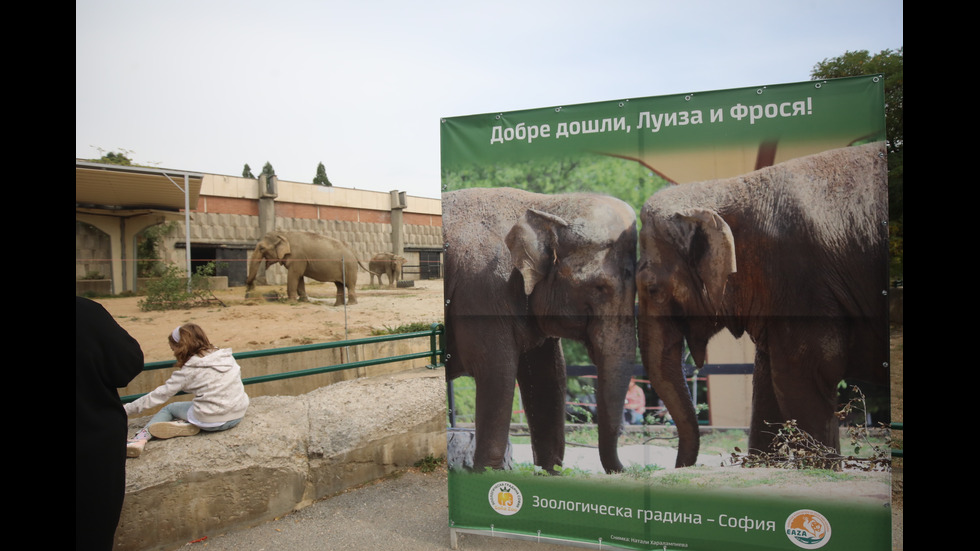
[428,323,442,369]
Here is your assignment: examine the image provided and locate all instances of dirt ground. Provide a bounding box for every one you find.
[91,282,903,548]
[95,281,446,363]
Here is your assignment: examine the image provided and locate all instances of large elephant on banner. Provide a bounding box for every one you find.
[443,187,638,474]
[636,143,890,467]
[245,231,363,306]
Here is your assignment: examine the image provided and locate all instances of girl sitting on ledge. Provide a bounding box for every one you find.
[125,323,249,458]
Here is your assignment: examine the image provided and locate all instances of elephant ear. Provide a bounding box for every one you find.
[272,233,292,260]
[668,208,737,315]
[505,209,569,296]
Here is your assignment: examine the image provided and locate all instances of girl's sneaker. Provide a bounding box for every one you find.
[126,438,147,458]
[149,420,201,439]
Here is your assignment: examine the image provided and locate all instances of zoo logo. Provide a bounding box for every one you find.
[488,482,523,516]
[785,509,832,549]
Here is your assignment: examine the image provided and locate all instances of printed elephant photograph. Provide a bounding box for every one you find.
[443,187,638,474]
[368,252,407,288]
[245,230,364,305]
[636,142,890,468]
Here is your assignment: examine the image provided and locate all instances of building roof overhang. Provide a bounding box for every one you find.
[75,160,204,214]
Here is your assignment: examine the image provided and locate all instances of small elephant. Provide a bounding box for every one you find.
[636,143,889,467]
[245,231,364,305]
[368,253,407,288]
[443,187,638,474]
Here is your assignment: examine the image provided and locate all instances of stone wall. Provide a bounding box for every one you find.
[116,368,446,551]
[76,220,112,279]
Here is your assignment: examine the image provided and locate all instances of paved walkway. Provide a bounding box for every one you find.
[172,467,574,551]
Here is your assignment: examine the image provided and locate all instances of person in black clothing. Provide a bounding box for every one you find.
[76,297,144,550]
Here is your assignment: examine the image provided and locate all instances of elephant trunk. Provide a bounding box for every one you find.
[588,317,637,474]
[245,249,263,294]
[638,316,700,468]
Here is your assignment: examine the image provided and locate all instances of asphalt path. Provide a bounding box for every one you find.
[176,444,718,551]
[176,466,575,551]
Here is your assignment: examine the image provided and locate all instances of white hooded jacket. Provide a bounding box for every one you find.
[124,348,250,424]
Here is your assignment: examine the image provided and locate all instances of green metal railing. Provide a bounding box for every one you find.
[891,422,903,458]
[121,323,445,403]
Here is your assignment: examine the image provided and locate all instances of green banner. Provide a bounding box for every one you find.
[441,75,890,550]
[449,470,889,550]
[442,75,885,189]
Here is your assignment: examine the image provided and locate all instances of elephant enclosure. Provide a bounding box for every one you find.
[95,281,446,363]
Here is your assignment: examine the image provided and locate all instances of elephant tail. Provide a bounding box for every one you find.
[357,260,379,274]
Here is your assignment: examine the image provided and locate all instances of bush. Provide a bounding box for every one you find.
[138,262,224,311]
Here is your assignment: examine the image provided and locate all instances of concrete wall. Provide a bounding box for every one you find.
[117,368,446,551]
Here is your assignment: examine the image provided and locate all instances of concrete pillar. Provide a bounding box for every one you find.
[390,190,406,256]
[256,175,278,283]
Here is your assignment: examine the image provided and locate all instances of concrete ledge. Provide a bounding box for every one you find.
[116,368,446,551]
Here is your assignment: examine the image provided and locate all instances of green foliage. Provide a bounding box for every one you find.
[101,151,133,165]
[811,48,902,153]
[313,162,332,186]
[620,463,667,480]
[138,262,224,311]
[87,148,136,166]
[242,163,255,178]
[442,154,671,223]
[371,321,441,335]
[261,162,276,177]
[812,48,903,279]
[413,454,445,473]
[449,377,525,424]
[136,222,177,278]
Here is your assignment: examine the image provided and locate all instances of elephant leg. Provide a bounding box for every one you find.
[770,326,846,452]
[346,280,357,304]
[516,338,566,473]
[748,342,782,455]
[286,273,300,301]
[455,317,519,470]
[333,282,345,306]
[296,277,308,301]
[472,364,519,469]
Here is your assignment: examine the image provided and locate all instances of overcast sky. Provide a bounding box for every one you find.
[76,1,903,199]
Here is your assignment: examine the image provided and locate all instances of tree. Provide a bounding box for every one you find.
[261,162,276,178]
[313,162,332,186]
[89,148,135,166]
[811,48,903,280]
[242,163,255,178]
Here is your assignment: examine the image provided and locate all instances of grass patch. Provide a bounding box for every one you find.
[414,455,446,473]
[371,321,442,335]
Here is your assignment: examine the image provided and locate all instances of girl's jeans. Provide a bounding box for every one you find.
[147,402,242,432]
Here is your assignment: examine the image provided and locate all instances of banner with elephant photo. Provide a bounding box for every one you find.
[441,75,891,551]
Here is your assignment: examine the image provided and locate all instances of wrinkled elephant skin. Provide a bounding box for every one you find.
[637,143,890,467]
[443,187,638,474]
[245,231,361,306]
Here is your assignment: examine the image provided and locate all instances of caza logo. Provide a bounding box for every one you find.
[488,482,523,516]
[785,509,832,549]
